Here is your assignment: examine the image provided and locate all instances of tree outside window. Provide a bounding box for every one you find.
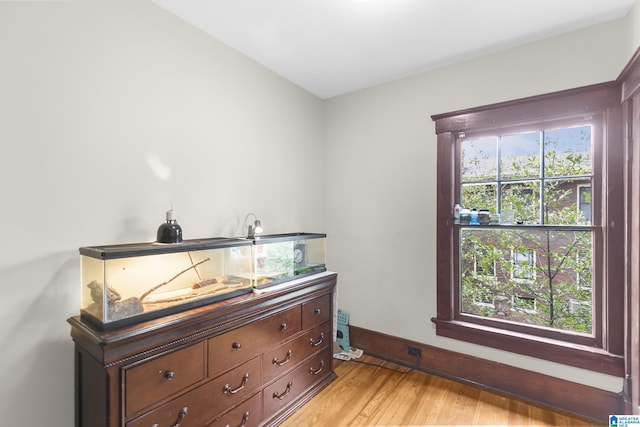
[459,125,593,333]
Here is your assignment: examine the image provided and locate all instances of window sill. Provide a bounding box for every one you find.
[455,223,594,231]
[431,317,624,376]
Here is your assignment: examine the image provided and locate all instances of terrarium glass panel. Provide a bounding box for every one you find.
[80,238,252,329]
[294,234,326,276]
[253,239,295,287]
[251,233,327,289]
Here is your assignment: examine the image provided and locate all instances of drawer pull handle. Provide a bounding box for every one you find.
[314,308,321,315]
[225,410,250,427]
[272,349,292,366]
[273,382,293,400]
[223,373,249,395]
[280,322,288,330]
[309,332,324,347]
[164,370,175,381]
[309,360,325,375]
[232,342,242,350]
[171,406,188,427]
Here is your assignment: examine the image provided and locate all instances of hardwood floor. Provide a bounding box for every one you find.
[280,355,603,426]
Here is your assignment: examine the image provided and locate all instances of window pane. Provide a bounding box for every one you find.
[462,137,497,182]
[500,132,540,180]
[461,183,497,213]
[460,230,498,313]
[544,178,591,225]
[544,126,591,177]
[578,186,592,223]
[500,181,541,224]
[512,249,535,280]
[460,228,592,334]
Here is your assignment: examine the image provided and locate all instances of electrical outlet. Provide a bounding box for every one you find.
[408,346,422,358]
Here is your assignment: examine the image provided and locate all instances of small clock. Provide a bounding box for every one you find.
[293,244,305,266]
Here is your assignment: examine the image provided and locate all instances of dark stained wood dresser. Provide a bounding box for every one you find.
[68,272,337,427]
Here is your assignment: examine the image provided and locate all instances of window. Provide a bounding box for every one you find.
[473,244,496,277]
[511,249,535,282]
[578,185,592,223]
[463,242,497,312]
[514,295,536,313]
[460,124,593,333]
[431,83,624,376]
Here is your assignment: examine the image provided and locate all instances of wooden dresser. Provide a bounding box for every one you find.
[68,272,337,427]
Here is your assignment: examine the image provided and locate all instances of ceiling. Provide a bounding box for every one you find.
[151,0,637,99]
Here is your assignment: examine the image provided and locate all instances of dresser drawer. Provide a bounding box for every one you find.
[126,400,195,427]
[127,356,262,427]
[262,321,331,384]
[262,347,332,416]
[301,294,331,329]
[208,356,262,417]
[124,341,205,418]
[208,306,301,377]
[205,392,262,427]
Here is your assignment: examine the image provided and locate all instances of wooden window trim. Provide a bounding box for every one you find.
[431,82,625,376]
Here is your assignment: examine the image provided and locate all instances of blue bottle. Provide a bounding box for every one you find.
[470,209,479,225]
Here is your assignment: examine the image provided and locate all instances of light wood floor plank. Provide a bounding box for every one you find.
[280,355,603,427]
[472,390,510,426]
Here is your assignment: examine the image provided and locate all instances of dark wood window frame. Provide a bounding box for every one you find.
[431,83,625,376]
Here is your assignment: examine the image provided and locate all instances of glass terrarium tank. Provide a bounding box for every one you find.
[79,238,253,330]
[251,233,326,289]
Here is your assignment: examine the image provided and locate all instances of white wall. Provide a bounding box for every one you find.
[324,17,633,394]
[2,2,640,426]
[628,0,640,57]
[0,2,324,426]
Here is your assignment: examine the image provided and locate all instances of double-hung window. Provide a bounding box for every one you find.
[431,83,624,375]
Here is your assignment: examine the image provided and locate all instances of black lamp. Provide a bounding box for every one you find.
[157,207,183,244]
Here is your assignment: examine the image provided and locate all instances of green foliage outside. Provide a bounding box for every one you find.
[459,127,593,333]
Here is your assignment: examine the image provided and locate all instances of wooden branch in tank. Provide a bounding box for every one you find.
[138,257,211,302]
